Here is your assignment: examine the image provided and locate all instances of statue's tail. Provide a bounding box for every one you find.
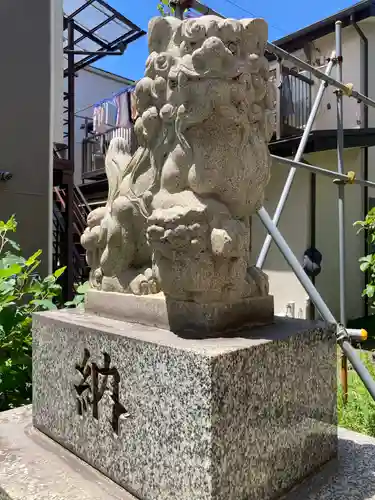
[105,137,132,208]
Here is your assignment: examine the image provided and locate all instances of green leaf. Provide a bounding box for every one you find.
[76,282,90,294]
[0,264,22,278]
[0,279,15,295]
[43,275,56,284]
[53,267,66,279]
[6,239,20,252]
[30,299,57,311]
[65,295,85,308]
[1,254,25,266]
[360,261,370,272]
[26,280,42,294]
[0,215,17,233]
[45,283,62,296]
[25,250,42,267]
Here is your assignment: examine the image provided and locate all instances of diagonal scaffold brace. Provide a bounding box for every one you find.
[172,0,375,402]
[257,207,375,401]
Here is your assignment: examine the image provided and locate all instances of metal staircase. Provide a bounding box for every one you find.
[53,185,91,286]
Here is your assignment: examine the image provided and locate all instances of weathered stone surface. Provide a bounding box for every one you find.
[33,309,336,500]
[80,15,275,333]
[0,405,132,500]
[0,406,371,500]
[85,289,274,337]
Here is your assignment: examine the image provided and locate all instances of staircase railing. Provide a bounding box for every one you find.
[53,185,91,285]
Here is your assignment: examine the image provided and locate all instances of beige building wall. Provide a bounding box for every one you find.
[360,19,375,195]
[0,0,57,276]
[252,159,310,317]
[309,149,364,321]
[263,19,373,320]
[252,149,364,321]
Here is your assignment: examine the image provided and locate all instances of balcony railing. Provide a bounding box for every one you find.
[81,125,136,180]
[273,64,314,140]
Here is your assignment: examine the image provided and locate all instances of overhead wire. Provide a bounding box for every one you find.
[220,0,287,35]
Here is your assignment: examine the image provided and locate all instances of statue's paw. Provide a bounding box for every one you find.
[129,271,160,295]
[81,226,101,250]
[90,268,103,289]
[246,266,269,296]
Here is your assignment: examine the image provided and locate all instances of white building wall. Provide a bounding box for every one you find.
[311,26,362,131]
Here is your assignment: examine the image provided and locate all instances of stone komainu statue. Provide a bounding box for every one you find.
[81,15,275,307]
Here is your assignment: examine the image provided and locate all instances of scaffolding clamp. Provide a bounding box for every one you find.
[336,324,350,343]
[333,171,356,185]
[347,171,356,183]
[343,83,354,96]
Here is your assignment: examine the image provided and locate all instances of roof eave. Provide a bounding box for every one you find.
[266,0,375,59]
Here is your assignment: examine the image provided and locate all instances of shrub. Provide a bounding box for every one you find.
[65,281,90,310]
[338,350,375,436]
[0,216,65,411]
[354,208,375,303]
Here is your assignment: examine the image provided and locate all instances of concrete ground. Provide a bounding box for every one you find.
[1,405,375,499]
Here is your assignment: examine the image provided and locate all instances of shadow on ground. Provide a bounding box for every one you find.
[283,436,375,499]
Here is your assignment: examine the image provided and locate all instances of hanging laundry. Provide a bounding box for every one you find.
[93,104,103,134]
[104,100,117,128]
[281,75,294,118]
[130,90,138,122]
[115,91,131,128]
[93,101,113,134]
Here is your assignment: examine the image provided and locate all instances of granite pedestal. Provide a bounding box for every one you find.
[32,309,337,500]
[0,407,370,500]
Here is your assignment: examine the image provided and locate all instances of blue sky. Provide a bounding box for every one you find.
[95,0,358,80]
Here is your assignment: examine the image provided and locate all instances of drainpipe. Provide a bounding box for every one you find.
[309,170,316,319]
[351,15,369,317]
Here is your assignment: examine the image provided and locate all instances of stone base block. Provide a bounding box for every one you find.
[0,406,372,500]
[85,289,274,337]
[32,310,337,500]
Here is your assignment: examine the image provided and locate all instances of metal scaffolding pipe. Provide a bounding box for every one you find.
[336,21,346,326]
[335,20,348,402]
[271,155,375,189]
[257,206,375,401]
[257,54,335,269]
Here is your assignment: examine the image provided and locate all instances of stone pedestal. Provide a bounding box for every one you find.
[32,309,337,500]
[85,289,274,337]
